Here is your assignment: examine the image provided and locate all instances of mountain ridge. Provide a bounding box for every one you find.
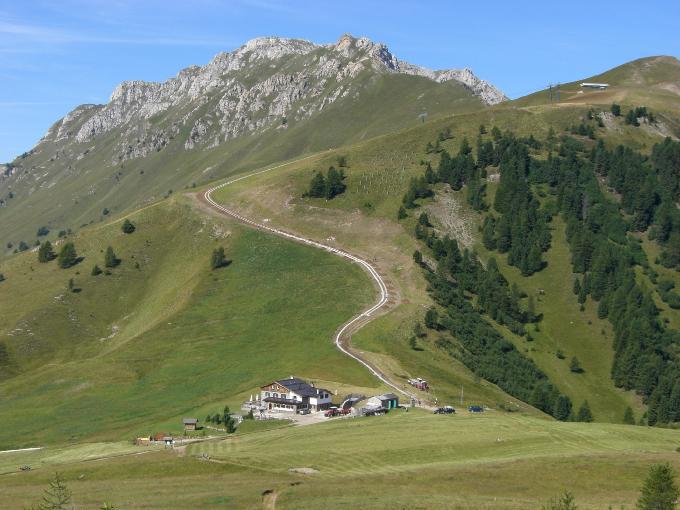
[44,33,507,150]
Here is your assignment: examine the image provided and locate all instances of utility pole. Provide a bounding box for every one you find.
[460,385,464,406]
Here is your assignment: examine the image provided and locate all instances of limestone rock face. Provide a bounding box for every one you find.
[34,34,507,163]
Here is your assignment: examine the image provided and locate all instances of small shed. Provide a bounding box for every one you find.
[367,393,399,410]
[163,436,174,446]
[183,418,199,431]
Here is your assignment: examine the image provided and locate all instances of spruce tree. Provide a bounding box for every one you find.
[570,356,584,373]
[397,206,407,220]
[576,401,593,422]
[38,241,55,263]
[307,172,326,198]
[424,307,438,329]
[211,247,227,270]
[91,265,102,276]
[325,167,346,199]
[413,250,423,266]
[481,217,496,250]
[35,472,72,510]
[623,406,635,425]
[121,219,136,234]
[637,463,679,510]
[611,103,621,116]
[542,490,577,510]
[57,243,77,269]
[418,212,430,226]
[104,246,119,268]
[553,395,572,421]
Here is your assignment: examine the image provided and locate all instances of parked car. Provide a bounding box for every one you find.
[297,408,311,415]
[324,407,340,418]
[433,406,456,414]
[468,405,484,413]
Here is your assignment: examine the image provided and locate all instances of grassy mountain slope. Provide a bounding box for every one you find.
[514,56,680,116]
[0,198,379,447]
[208,83,680,421]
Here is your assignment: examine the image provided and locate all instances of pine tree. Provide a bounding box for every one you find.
[570,356,584,373]
[481,216,496,250]
[636,463,679,510]
[413,250,423,266]
[576,401,593,422]
[424,307,438,329]
[553,395,572,421]
[34,472,72,510]
[38,241,55,263]
[121,219,136,234]
[397,206,407,220]
[625,109,640,126]
[611,103,621,117]
[414,321,426,338]
[91,265,102,276]
[542,490,577,510]
[306,172,326,198]
[104,246,119,268]
[211,247,227,270]
[418,212,431,226]
[424,163,436,184]
[325,166,346,199]
[525,243,543,275]
[57,243,77,269]
[527,295,536,322]
[623,406,635,425]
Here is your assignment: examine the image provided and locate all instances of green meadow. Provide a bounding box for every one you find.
[3,411,680,509]
[0,199,377,448]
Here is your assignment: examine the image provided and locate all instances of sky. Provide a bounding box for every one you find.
[1,0,679,162]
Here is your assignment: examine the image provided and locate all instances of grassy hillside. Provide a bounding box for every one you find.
[0,198,379,448]
[3,412,680,509]
[0,72,482,257]
[514,55,680,113]
[207,82,680,422]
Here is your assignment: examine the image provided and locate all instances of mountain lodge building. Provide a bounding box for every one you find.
[260,377,332,412]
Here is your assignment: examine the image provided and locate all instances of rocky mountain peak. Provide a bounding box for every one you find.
[35,33,507,163]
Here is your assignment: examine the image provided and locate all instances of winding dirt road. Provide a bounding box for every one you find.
[201,158,420,404]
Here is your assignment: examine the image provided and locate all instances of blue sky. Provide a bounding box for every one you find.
[1,0,678,162]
